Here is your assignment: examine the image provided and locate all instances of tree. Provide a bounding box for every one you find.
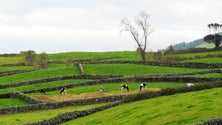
[204,23,222,48]
[37,52,48,69]
[121,10,152,61]
[21,50,36,66]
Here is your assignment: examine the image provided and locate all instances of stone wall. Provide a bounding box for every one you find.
[25,101,122,125]
[81,60,222,68]
[1,63,26,66]
[195,118,222,125]
[10,92,43,104]
[0,95,123,114]
[0,70,34,77]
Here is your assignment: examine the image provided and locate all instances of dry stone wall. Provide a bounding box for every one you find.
[25,101,122,125]
[0,95,123,114]
[81,60,222,68]
[0,70,34,77]
[195,118,222,125]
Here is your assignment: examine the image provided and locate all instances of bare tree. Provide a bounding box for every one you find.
[121,10,152,61]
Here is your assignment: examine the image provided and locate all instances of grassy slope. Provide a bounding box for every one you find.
[0,66,36,72]
[29,82,186,98]
[62,88,222,125]
[0,98,28,108]
[183,57,222,63]
[0,79,86,94]
[83,64,208,76]
[48,51,141,61]
[191,73,222,78]
[169,51,222,58]
[0,66,79,84]
[0,103,107,125]
[0,57,25,65]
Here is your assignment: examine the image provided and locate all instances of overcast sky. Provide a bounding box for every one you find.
[0,0,221,54]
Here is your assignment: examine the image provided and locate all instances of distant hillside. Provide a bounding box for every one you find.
[162,33,222,52]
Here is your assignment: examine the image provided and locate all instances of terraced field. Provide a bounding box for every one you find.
[0,51,222,125]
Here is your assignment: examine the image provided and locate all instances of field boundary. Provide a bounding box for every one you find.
[0,70,34,77]
[81,60,222,68]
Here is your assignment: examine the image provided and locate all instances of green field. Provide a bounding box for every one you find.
[61,88,222,125]
[0,98,28,108]
[183,57,222,63]
[48,51,141,62]
[0,49,222,125]
[29,82,187,98]
[0,79,86,94]
[0,66,79,84]
[0,56,25,65]
[83,64,208,76]
[0,103,107,125]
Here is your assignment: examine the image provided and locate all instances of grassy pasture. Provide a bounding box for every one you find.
[0,79,86,94]
[0,66,79,84]
[29,82,187,102]
[0,98,28,108]
[183,57,222,63]
[168,51,222,59]
[0,103,107,125]
[0,56,25,65]
[1,50,222,124]
[61,87,222,125]
[83,64,208,76]
[48,51,141,62]
[191,73,222,78]
[0,66,36,72]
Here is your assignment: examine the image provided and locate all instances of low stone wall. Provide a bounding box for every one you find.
[0,95,123,114]
[0,93,11,98]
[81,60,222,68]
[1,63,26,66]
[10,93,43,104]
[0,92,42,103]
[195,118,222,125]
[0,74,123,89]
[0,70,34,77]
[134,76,219,83]
[25,101,122,125]
[138,69,221,77]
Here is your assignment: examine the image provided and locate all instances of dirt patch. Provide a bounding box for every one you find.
[34,93,117,102]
